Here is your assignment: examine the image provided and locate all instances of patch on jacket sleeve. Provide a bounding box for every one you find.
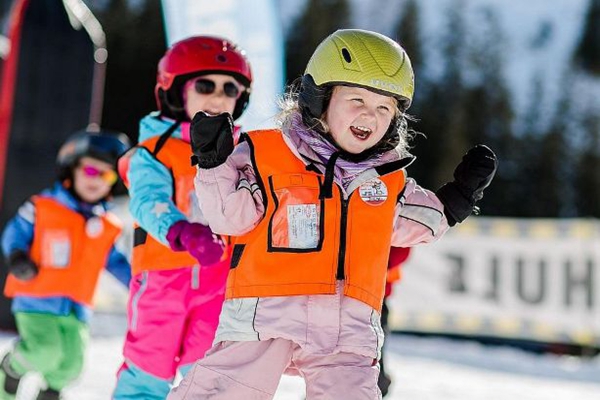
[398,204,444,236]
[17,201,35,224]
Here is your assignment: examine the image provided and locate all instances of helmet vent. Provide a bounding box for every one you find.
[217,54,227,63]
[341,48,352,63]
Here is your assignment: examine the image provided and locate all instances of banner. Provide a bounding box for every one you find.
[389,217,600,347]
[160,0,284,130]
[97,207,600,347]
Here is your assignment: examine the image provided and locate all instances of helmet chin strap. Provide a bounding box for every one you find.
[159,89,188,122]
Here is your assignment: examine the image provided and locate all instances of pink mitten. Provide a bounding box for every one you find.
[166,220,224,265]
[166,220,188,251]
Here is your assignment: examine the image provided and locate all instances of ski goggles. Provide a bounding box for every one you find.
[80,164,118,185]
[194,78,243,99]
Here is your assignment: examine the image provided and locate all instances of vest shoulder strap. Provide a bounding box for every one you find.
[152,121,181,157]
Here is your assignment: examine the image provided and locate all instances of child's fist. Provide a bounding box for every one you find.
[166,220,224,266]
[7,250,38,281]
[436,145,497,226]
[453,145,497,201]
[190,111,234,169]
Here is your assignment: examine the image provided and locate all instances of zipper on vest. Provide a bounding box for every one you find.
[336,188,350,279]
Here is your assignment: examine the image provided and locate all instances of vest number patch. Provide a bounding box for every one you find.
[42,231,71,268]
[287,204,319,249]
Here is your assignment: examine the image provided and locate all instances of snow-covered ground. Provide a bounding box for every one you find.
[1,313,598,400]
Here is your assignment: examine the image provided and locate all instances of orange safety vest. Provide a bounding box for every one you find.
[3,197,122,307]
[129,136,199,275]
[125,135,229,276]
[227,129,408,311]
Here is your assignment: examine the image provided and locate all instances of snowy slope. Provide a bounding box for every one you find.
[0,314,598,399]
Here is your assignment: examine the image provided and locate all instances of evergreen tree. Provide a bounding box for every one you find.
[529,128,569,217]
[391,0,432,184]
[394,0,421,70]
[467,8,513,216]
[409,0,468,190]
[575,0,600,74]
[511,92,573,218]
[574,114,600,216]
[285,0,350,85]
[0,1,11,23]
[521,76,545,136]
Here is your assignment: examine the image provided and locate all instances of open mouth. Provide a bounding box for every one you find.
[84,185,103,194]
[350,125,372,141]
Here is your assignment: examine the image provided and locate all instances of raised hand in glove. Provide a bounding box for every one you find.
[166,220,224,265]
[7,250,38,281]
[436,144,498,226]
[190,111,235,169]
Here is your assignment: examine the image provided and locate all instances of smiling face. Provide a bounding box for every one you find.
[183,73,243,119]
[72,156,115,203]
[324,85,397,154]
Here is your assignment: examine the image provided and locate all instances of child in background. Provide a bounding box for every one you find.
[379,246,412,397]
[113,35,253,399]
[0,130,131,400]
[170,28,497,399]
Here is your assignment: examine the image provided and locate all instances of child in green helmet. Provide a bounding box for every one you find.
[169,29,497,399]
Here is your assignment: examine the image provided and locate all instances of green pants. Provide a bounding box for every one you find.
[9,312,88,391]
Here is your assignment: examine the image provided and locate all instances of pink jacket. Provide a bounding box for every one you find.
[194,127,449,359]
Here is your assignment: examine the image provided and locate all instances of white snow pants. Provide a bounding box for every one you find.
[167,338,381,399]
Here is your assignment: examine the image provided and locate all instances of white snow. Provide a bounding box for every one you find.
[1,313,598,399]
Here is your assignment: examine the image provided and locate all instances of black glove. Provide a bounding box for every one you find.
[190,111,235,169]
[7,250,38,281]
[436,144,498,226]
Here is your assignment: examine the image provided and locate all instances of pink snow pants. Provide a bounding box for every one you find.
[167,338,381,399]
[121,262,229,380]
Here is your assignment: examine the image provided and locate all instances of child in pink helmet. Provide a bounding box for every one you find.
[113,35,252,399]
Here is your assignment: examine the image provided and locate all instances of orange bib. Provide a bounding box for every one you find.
[124,135,229,275]
[227,129,407,311]
[4,197,121,307]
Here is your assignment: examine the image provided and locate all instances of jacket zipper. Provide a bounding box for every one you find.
[333,164,409,281]
[337,187,351,279]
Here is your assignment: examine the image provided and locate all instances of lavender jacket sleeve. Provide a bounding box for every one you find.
[391,178,450,247]
[195,141,449,246]
[194,142,265,236]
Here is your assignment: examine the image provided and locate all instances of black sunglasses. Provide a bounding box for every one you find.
[194,78,242,99]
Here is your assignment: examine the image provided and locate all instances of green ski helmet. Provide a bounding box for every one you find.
[299,29,414,120]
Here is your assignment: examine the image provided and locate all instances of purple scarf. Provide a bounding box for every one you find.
[284,112,401,190]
